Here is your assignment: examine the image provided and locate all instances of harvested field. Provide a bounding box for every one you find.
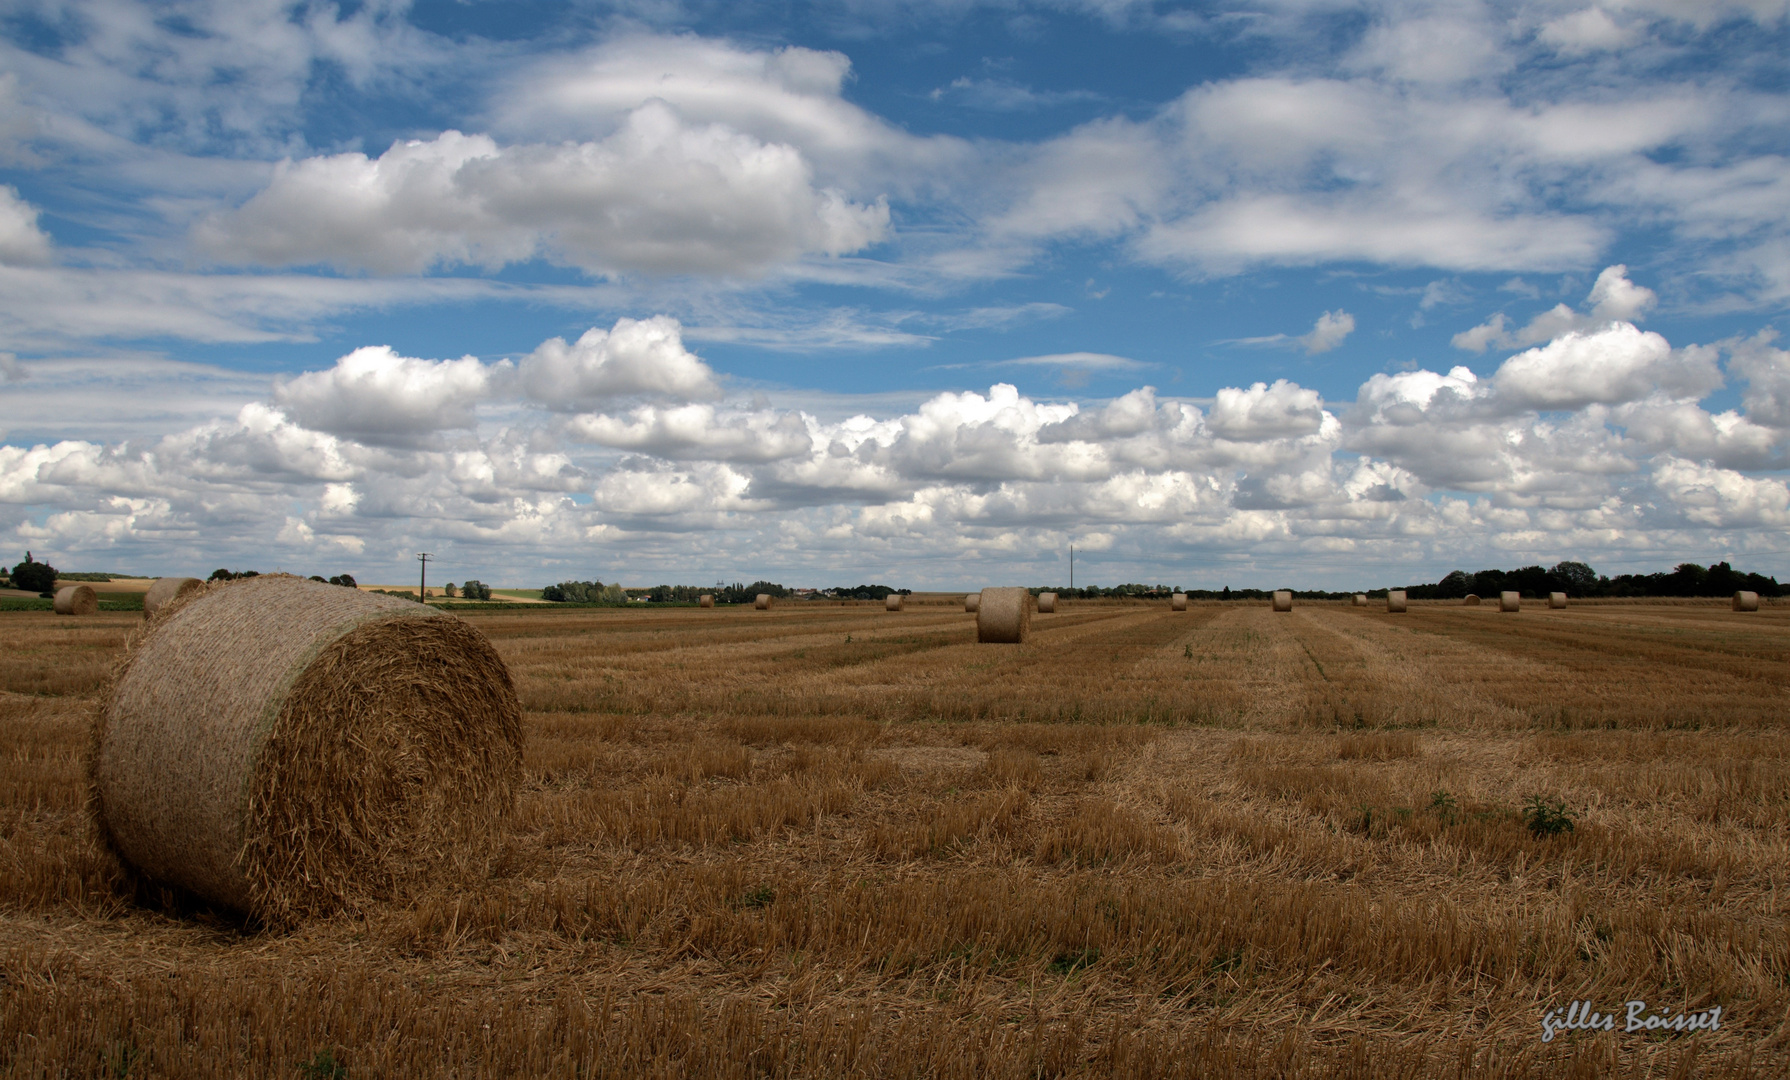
[0,599,1785,1077]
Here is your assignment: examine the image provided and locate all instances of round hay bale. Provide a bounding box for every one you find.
[885,593,904,612]
[89,575,522,925]
[1037,592,1057,614]
[1272,590,1292,612]
[1734,590,1760,612]
[1499,591,1520,612]
[698,594,714,608]
[976,587,1030,644]
[143,577,203,618]
[53,584,97,615]
[1548,592,1567,609]
[1351,594,1367,607]
[1463,594,1481,606]
[1387,590,1407,613]
[754,594,772,610]
[1170,593,1187,611]
[964,593,980,613]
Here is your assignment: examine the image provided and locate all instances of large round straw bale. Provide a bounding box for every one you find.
[89,575,522,925]
[53,584,97,615]
[964,593,980,613]
[885,593,904,612]
[1548,592,1567,609]
[1463,594,1481,606]
[698,594,714,608]
[1171,593,1187,611]
[1351,594,1367,607]
[143,577,203,618]
[1734,590,1760,612]
[1272,590,1292,612]
[1037,592,1057,614]
[976,587,1030,644]
[755,594,772,610]
[1499,591,1520,612]
[1387,590,1407,613]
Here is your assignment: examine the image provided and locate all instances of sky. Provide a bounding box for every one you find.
[0,0,1788,590]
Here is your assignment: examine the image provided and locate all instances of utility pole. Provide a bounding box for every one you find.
[1069,544,1074,591]
[417,552,433,600]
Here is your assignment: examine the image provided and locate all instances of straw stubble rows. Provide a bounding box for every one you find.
[0,599,1786,1077]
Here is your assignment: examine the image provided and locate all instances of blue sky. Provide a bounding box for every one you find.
[0,0,1787,589]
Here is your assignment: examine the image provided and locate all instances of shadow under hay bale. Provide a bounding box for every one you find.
[1272,590,1292,612]
[1387,590,1407,613]
[1499,591,1520,612]
[964,593,980,613]
[1037,592,1057,613]
[88,575,522,927]
[1734,590,1760,612]
[53,584,97,615]
[977,587,1030,643]
[143,576,203,618]
[1170,593,1187,611]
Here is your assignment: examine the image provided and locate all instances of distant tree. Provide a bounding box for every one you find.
[461,580,491,600]
[309,575,327,583]
[443,582,458,598]
[1548,561,1597,595]
[328,573,357,588]
[12,552,56,596]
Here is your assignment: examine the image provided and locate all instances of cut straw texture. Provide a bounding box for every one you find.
[755,594,772,610]
[698,595,713,609]
[88,575,523,926]
[976,587,1030,644]
[1170,593,1187,611]
[53,585,97,615]
[142,577,202,618]
[1272,590,1292,612]
[1036,592,1057,614]
[1499,591,1520,612]
[963,594,980,613]
[1734,590,1760,612]
[884,594,904,612]
[1548,592,1567,609]
[1387,590,1407,613]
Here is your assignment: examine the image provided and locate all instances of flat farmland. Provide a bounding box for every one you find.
[1,600,1786,1077]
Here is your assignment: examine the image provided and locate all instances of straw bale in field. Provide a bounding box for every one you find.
[977,587,1030,643]
[143,576,202,618]
[1272,590,1292,612]
[1463,594,1481,606]
[89,575,523,925]
[1734,590,1760,612]
[53,584,97,615]
[1499,591,1520,612]
[698,594,713,608]
[885,593,904,612]
[1387,590,1407,613]
[1548,592,1567,609]
[1351,594,1367,607]
[755,594,772,610]
[964,594,980,613]
[1037,592,1057,613]
[1170,593,1187,611]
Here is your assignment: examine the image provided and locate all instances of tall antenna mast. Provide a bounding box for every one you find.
[417,552,433,600]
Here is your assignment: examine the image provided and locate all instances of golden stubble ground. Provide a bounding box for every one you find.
[1,599,1786,1077]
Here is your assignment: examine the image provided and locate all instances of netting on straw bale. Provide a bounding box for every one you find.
[1272,590,1292,612]
[976,587,1030,643]
[755,594,772,610]
[1734,591,1760,612]
[1170,593,1187,611]
[1387,591,1407,613]
[143,577,202,618]
[964,594,980,613]
[1463,594,1481,606]
[53,584,97,615]
[1499,591,1520,612]
[1037,592,1057,614]
[88,575,522,926]
[885,593,904,612]
[1548,592,1567,609]
[698,595,714,608]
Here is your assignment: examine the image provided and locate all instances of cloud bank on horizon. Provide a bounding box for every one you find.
[0,0,1786,587]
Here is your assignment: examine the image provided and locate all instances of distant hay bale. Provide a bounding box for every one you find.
[964,594,980,613]
[1387,590,1407,613]
[1463,594,1481,606]
[1734,590,1760,612]
[1351,594,1367,607]
[53,585,97,615]
[976,587,1030,644]
[89,575,522,925]
[1171,593,1187,611]
[1272,590,1292,612]
[885,593,904,612]
[755,594,772,610]
[1037,592,1057,613]
[1499,591,1520,612]
[1548,592,1567,609]
[699,594,713,608]
[143,577,203,618]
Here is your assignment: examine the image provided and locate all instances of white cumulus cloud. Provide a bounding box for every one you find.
[518,316,722,410]
[272,346,497,445]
